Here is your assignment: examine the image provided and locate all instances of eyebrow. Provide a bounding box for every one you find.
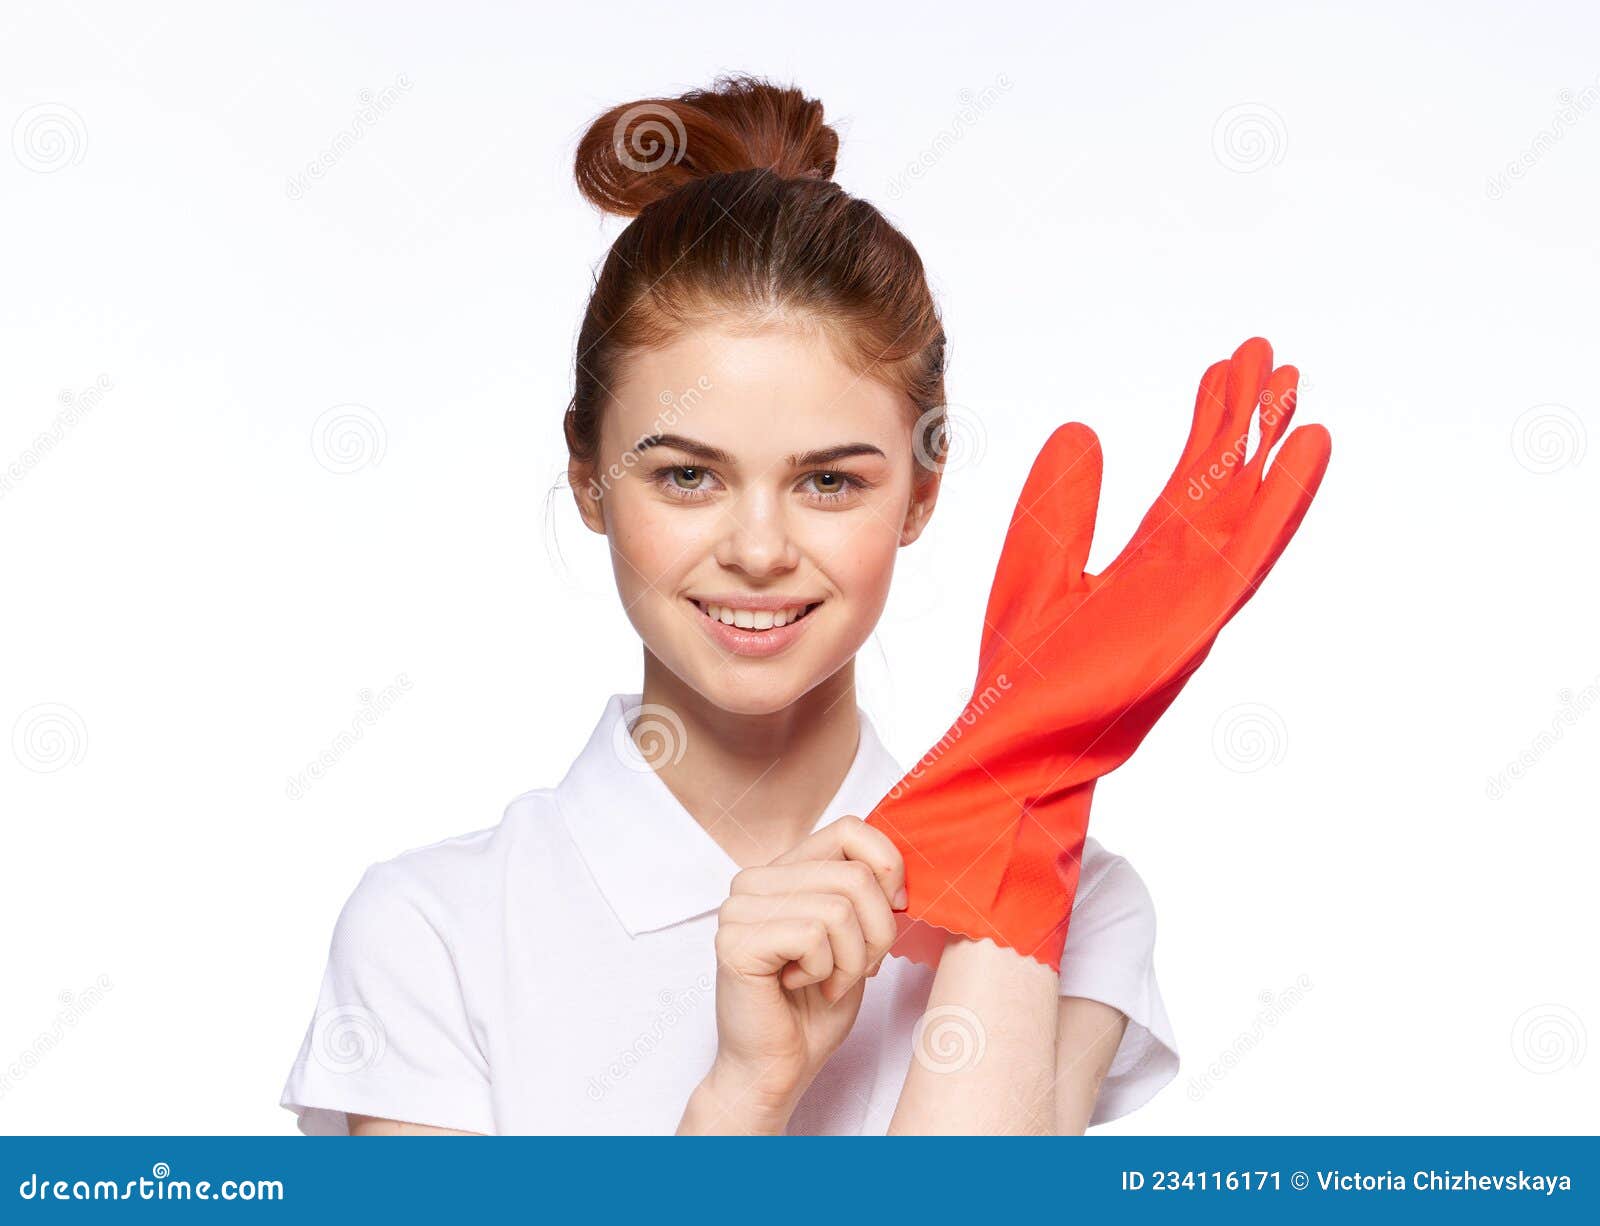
[631,433,885,468]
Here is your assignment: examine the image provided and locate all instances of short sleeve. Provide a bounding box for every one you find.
[279,860,495,1135]
[1057,852,1179,1126]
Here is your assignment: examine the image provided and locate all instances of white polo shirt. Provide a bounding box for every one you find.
[280,692,1178,1135]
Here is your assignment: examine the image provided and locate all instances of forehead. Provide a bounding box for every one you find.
[604,323,908,457]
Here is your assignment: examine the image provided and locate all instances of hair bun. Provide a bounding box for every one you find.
[574,73,839,217]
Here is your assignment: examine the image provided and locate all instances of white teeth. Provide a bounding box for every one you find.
[697,601,814,630]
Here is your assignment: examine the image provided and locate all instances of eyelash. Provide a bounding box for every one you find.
[648,465,869,505]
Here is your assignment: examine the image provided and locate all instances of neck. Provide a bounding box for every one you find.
[635,652,861,868]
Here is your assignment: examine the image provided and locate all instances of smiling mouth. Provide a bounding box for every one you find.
[691,600,821,632]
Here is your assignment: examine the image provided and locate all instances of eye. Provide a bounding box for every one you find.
[799,471,867,503]
[651,464,721,501]
[669,466,705,490]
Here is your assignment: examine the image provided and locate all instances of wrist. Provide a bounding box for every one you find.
[679,1059,803,1136]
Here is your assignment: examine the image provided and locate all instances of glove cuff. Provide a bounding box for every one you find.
[877,783,1094,973]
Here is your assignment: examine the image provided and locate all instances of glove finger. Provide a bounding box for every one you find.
[1224,423,1331,581]
[1214,337,1274,468]
[1257,363,1299,454]
[1225,362,1301,500]
[984,423,1103,636]
[1113,350,1235,569]
[1167,358,1231,486]
[1123,345,1273,569]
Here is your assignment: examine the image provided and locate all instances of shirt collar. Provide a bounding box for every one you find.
[553,692,903,937]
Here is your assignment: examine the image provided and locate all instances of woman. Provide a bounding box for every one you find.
[280,74,1180,1135]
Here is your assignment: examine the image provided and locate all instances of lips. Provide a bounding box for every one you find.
[686,598,822,658]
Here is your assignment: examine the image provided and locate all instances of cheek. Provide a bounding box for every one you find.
[607,496,702,591]
[807,511,903,608]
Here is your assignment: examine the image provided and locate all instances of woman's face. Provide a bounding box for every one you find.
[572,322,938,716]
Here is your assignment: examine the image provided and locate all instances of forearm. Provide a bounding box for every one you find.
[888,935,1060,1135]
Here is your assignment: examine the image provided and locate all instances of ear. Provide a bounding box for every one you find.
[568,457,608,535]
[899,471,942,547]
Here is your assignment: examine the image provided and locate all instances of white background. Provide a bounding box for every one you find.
[2,0,1595,1135]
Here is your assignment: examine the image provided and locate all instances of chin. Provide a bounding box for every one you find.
[663,637,860,719]
[684,655,824,717]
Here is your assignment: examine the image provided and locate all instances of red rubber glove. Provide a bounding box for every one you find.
[867,337,1331,971]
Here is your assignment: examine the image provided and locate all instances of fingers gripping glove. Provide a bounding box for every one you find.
[866,337,1332,971]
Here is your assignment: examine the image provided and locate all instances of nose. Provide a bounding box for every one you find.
[713,486,800,578]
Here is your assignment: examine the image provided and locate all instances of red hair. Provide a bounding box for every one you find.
[565,74,947,485]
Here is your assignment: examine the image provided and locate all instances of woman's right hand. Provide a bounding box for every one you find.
[681,815,906,1134]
